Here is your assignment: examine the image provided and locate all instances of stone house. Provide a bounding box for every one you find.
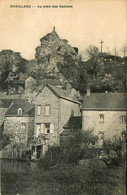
[0,99,14,136]
[0,100,10,128]
[25,76,37,94]
[31,84,80,159]
[82,93,126,144]
[2,99,35,159]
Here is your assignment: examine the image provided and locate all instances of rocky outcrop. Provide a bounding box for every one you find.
[34,27,79,81]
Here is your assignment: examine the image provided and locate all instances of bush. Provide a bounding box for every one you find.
[40,131,99,169]
[77,159,107,169]
[40,146,61,169]
[100,139,126,166]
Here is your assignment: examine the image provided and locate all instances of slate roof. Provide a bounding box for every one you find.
[0,99,12,108]
[0,100,7,108]
[5,99,35,117]
[42,79,62,86]
[63,116,82,129]
[60,116,82,136]
[82,93,126,111]
[38,84,80,104]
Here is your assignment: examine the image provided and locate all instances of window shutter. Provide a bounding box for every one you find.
[45,105,50,115]
[50,123,54,133]
[37,105,41,115]
[41,124,44,133]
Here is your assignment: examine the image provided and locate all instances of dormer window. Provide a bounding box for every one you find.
[18,108,22,115]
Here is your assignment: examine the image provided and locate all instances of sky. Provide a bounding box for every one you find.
[0,0,126,60]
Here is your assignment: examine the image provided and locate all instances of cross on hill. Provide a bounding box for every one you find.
[100,40,104,53]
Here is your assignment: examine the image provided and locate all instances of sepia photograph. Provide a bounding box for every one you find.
[0,0,126,194]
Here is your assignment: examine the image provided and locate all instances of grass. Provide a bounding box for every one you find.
[1,161,126,195]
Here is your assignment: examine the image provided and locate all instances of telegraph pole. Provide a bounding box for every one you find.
[100,40,104,53]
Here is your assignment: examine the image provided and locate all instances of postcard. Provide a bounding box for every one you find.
[0,0,126,194]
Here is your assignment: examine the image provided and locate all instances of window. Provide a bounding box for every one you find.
[43,123,54,134]
[21,123,27,129]
[45,123,50,133]
[18,108,22,115]
[121,131,126,141]
[120,115,126,123]
[99,114,104,123]
[45,105,50,115]
[37,105,41,116]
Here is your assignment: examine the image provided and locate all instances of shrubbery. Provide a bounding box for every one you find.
[40,131,99,169]
[100,138,126,166]
[40,131,126,169]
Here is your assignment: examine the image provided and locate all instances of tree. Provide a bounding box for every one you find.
[57,54,87,93]
[25,59,39,77]
[85,46,104,82]
[121,45,127,59]
[85,45,99,59]
[0,50,27,90]
[101,74,115,92]
[113,47,118,61]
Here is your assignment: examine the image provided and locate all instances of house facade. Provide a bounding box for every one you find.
[0,99,15,136]
[82,93,126,142]
[25,76,37,94]
[2,99,35,159]
[0,100,9,129]
[31,84,80,159]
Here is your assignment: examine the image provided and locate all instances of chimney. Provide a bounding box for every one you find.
[66,83,72,95]
[86,88,90,96]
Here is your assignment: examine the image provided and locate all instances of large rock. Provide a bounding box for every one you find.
[35,27,79,80]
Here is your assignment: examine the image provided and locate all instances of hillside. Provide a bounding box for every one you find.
[0,29,126,94]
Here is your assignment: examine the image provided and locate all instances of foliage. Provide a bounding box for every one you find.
[101,73,115,91]
[83,46,126,93]
[100,138,126,166]
[85,45,99,58]
[0,50,27,90]
[40,131,99,169]
[57,55,88,93]
[40,146,61,169]
[2,162,125,195]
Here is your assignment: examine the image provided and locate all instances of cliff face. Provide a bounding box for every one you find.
[34,27,79,79]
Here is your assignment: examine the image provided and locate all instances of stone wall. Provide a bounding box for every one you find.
[0,108,8,127]
[3,116,34,159]
[4,117,29,145]
[28,117,35,143]
[82,110,126,141]
[35,87,60,145]
[35,86,80,146]
[35,87,59,133]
